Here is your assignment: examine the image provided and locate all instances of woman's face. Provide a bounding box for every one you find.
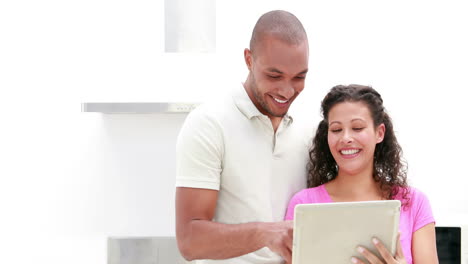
[327,101,385,176]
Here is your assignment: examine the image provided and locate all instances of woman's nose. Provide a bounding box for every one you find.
[341,131,353,144]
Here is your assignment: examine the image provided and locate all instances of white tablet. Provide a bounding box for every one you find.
[292,200,401,264]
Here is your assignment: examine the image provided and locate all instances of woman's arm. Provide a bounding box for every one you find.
[412,223,438,264]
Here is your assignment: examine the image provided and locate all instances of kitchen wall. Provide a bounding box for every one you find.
[1,0,467,263]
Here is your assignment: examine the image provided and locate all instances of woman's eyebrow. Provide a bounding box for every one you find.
[329,121,341,126]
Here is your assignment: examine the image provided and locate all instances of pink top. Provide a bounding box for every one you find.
[284,185,435,264]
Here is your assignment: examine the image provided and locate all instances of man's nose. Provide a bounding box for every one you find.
[277,81,295,99]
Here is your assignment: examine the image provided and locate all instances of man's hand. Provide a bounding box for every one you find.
[176,187,294,262]
[259,221,294,264]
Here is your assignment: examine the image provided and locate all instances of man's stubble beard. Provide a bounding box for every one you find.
[251,76,285,118]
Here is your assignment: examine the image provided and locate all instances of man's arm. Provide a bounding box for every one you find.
[175,187,294,263]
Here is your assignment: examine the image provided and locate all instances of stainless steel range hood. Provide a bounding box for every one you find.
[81,102,200,114]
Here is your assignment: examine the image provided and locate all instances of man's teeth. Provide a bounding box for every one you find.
[273,97,288,104]
[341,149,360,155]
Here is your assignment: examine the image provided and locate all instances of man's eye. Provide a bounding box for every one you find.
[295,76,305,80]
[268,75,280,79]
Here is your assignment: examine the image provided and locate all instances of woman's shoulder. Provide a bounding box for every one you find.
[394,186,432,209]
[399,186,428,198]
[291,184,329,204]
[295,184,325,195]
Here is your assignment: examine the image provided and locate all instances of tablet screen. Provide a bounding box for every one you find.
[292,200,401,264]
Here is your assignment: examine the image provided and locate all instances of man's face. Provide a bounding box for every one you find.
[246,35,309,118]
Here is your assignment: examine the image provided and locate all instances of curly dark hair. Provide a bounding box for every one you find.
[308,84,409,205]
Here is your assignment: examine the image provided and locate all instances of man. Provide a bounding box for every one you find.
[175,10,310,264]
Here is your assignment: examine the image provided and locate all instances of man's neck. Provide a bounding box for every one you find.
[269,116,282,132]
[243,78,283,132]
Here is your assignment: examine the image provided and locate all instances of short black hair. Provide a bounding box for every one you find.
[249,10,308,54]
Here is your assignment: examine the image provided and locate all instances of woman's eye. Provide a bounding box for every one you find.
[331,129,342,133]
[353,127,364,131]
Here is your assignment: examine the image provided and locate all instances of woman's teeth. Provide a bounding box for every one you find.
[340,149,360,155]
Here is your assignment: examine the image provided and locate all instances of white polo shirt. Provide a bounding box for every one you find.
[176,84,310,264]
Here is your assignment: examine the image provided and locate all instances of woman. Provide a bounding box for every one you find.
[285,85,438,263]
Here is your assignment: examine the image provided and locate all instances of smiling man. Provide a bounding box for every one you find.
[244,15,309,131]
[175,10,310,264]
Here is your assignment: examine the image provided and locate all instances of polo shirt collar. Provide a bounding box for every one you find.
[233,83,293,124]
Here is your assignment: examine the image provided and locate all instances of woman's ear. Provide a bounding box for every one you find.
[376,123,386,143]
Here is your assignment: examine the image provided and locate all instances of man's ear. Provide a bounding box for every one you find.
[244,48,252,70]
[376,123,386,143]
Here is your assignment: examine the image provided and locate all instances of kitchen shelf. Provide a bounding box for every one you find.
[81,102,200,113]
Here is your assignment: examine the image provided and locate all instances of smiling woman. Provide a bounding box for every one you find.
[285,85,439,264]
[307,85,406,201]
[327,101,385,179]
